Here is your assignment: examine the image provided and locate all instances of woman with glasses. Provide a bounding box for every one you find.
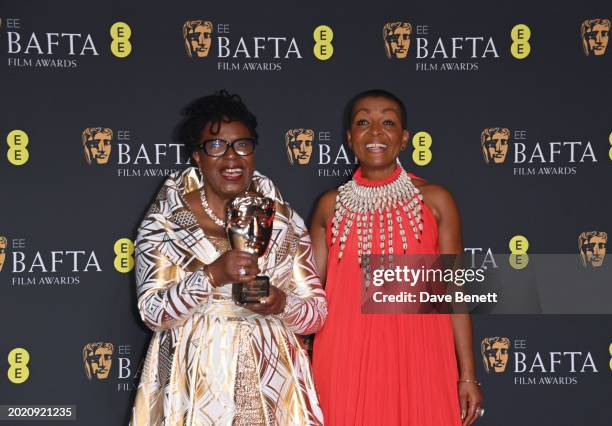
[130,90,326,425]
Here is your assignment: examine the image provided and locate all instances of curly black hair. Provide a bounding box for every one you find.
[175,90,258,160]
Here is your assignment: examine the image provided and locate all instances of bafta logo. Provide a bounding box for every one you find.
[383,22,412,59]
[481,128,510,165]
[0,236,6,272]
[481,337,510,373]
[83,342,114,380]
[579,231,607,268]
[285,129,314,165]
[82,127,113,165]
[183,20,213,58]
[581,19,610,56]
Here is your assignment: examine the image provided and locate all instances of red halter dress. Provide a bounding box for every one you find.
[313,165,462,426]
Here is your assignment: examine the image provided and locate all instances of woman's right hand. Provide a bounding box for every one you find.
[205,249,260,287]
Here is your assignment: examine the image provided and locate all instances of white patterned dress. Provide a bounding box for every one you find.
[130,167,327,426]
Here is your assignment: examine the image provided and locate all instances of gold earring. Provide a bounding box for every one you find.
[401,146,406,151]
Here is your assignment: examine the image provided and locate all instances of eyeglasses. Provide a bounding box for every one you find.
[196,138,257,157]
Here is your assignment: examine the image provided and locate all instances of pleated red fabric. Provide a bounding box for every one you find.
[313,165,462,426]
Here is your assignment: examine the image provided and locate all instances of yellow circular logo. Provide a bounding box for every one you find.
[7,347,30,384]
[509,235,529,254]
[110,22,133,58]
[509,254,529,270]
[510,24,531,59]
[509,235,529,269]
[313,25,334,61]
[6,130,29,166]
[114,238,135,273]
[412,131,432,166]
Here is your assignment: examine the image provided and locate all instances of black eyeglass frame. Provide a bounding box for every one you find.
[195,137,258,157]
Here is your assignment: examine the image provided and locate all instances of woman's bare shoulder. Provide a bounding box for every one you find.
[312,188,338,225]
[412,179,458,222]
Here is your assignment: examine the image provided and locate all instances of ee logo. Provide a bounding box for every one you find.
[110,22,132,58]
[609,342,612,371]
[510,24,531,59]
[509,234,529,269]
[7,347,30,384]
[114,238,134,273]
[412,131,432,166]
[6,130,29,166]
[313,25,334,60]
[608,131,612,161]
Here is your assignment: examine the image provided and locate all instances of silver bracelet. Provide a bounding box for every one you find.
[458,378,481,386]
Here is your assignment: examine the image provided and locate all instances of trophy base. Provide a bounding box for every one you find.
[232,276,270,304]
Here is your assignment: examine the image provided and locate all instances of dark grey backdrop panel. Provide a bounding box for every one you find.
[1,0,611,425]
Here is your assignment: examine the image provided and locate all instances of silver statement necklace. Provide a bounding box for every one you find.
[199,188,225,228]
[331,164,424,284]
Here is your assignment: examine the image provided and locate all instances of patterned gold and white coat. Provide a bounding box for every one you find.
[130,168,326,426]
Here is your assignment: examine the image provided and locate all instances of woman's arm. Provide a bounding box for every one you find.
[276,210,328,335]
[135,217,211,333]
[274,190,337,334]
[425,183,483,426]
[432,186,476,380]
[250,194,336,329]
[277,228,327,334]
[309,189,337,284]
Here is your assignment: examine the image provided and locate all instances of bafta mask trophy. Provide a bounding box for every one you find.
[226,191,276,304]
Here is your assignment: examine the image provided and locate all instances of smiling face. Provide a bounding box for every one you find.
[347,96,408,174]
[192,120,255,202]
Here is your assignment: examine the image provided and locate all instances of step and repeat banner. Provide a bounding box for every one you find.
[1,1,611,425]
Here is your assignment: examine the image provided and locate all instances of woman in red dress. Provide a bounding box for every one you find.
[311,90,483,426]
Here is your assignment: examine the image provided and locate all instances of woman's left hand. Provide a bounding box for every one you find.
[241,285,286,315]
[459,381,484,426]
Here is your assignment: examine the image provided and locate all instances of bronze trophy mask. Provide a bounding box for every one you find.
[226,191,276,304]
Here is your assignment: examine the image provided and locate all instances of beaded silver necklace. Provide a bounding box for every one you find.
[199,188,225,228]
[331,165,424,284]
